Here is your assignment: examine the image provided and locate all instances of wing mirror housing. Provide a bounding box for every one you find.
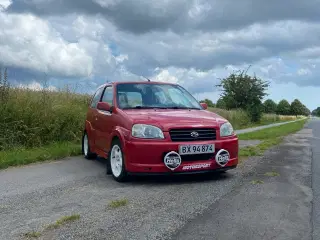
[97,102,112,112]
[200,102,208,110]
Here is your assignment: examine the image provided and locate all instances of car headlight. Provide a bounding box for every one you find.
[132,124,164,139]
[220,122,234,137]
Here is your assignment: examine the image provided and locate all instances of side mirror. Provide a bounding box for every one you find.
[97,102,112,112]
[200,102,208,110]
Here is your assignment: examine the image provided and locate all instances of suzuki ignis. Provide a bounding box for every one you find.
[82,81,238,182]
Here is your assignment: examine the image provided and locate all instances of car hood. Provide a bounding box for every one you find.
[122,109,227,131]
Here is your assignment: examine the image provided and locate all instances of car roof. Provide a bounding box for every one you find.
[96,81,177,89]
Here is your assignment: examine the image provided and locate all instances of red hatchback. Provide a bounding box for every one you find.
[82,81,238,182]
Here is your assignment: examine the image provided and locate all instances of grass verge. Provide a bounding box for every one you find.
[238,119,308,159]
[46,214,81,230]
[23,231,41,239]
[0,142,81,170]
[22,214,80,238]
[107,199,129,209]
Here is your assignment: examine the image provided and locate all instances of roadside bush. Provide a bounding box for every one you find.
[209,108,251,129]
[209,108,297,130]
[0,87,90,151]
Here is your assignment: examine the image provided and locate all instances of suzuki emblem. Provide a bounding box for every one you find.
[190,131,199,138]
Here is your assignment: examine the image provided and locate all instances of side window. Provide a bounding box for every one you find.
[101,86,113,105]
[90,87,104,108]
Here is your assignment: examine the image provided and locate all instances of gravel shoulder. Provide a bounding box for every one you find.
[173,125,314,240]
[0,119,314,240]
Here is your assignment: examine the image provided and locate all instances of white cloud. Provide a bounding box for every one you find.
[17,80,57,91]
[0,0,11,9]
[153,69,179,84]
[0,13,93,78]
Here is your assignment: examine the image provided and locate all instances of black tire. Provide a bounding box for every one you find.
[107,139,128,182]
[106,157,112,175]
[82,132,97,160]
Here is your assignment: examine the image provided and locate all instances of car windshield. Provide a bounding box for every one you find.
[116,83,202,110]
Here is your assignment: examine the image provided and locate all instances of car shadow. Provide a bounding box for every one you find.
[94,156,234,185]
[128,172,232,185]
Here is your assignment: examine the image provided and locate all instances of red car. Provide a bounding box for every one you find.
[82,81,238,182]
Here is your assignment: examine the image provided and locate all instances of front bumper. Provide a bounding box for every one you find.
[123,137,238,174]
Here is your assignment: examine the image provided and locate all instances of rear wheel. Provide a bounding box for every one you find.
[108,139,128,182]
[82,132,97,160]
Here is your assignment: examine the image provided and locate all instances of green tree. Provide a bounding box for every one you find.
[301,104,311,116]
[216,68,270,122]
[263,99,277,113]
[200,98,215,108]
[290,99,304,116]
[312,107,320,116]
[276,99,291,115]
[216,97,227,109]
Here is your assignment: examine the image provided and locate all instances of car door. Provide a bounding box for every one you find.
[94,85,115,153]
[87,86,105,146]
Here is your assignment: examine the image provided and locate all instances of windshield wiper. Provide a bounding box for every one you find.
[123,106,167,109]
[123,106,200,110]
[166,106,201,110]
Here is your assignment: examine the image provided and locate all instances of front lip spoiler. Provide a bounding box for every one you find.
[127,165,237,176]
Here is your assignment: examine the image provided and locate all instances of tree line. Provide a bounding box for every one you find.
[312,107,320,117]
[200,68,311,123]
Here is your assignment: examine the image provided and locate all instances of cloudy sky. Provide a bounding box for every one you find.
[1,0,320,110]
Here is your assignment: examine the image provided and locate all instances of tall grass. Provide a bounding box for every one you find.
[0,87,301,151]
[208,108,300,130]
[0,87,90,151]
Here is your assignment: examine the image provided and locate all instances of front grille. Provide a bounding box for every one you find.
[169,128,217,142]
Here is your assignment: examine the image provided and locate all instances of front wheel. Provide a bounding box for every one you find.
[108,139,128,182]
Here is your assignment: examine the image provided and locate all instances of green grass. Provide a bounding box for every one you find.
[0,142,81,170]
[238,119,307,140]
[251,180,264,184]
[0,87,90,151]
[239,119,307,159]
[208,107,300,130]
[46,214,81,230]
[107,199,129,209]
[23,231,41,239]
[264,171,280,177]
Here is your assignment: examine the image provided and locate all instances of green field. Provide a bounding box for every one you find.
[239,119,308,159]
[0,87,306,169]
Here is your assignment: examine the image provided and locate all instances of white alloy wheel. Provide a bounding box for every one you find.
[82,132,96,160]
[83,134,89,156]
[110,145,123,177]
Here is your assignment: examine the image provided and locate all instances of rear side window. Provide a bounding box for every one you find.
[101,86,114,105]
[90,87,104,108]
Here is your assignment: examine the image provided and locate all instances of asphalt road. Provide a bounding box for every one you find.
[0,119,317,240]
[310,118,320,240]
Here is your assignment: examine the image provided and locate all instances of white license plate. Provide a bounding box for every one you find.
[179,144,215,155]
